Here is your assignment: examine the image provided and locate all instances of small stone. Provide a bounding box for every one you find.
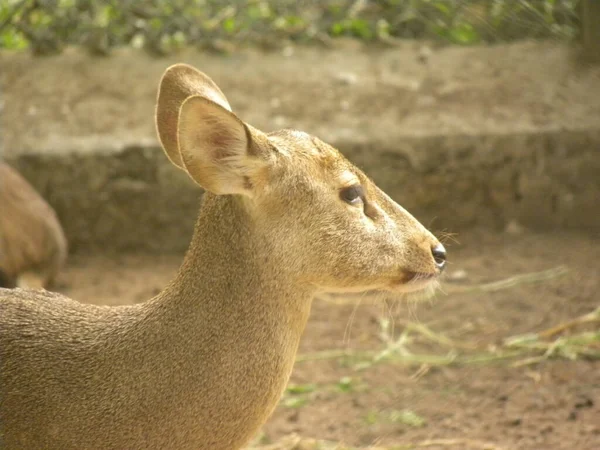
[505,219,525,235]
[282,46,294,57]
[447,269,468,282]
[334,72,359,85]
[418,45,433,64]
[287,409,299,422]
[273,115,287,127]
[574,397,594,409]
[417,95,437,107]
[507,417,522,426]
[270,97,281,108]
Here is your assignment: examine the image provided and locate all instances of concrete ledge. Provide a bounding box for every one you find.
[6,127,599,254]
[2,41,599,253]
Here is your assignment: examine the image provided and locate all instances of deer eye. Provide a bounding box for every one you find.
[340,185,364,205]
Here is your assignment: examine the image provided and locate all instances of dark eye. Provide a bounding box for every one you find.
[340,185,364,205]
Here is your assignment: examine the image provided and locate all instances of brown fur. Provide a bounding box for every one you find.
[0,64,446,449]
[0,162,67,289]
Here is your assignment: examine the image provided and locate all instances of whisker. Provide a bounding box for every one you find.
[436,229,460,245]
[383,295,395,341]
[407,292,420,322]
[343,292,364,347]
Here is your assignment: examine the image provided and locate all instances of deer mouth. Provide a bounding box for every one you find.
[387,270,440,293]
[402,271,437,283]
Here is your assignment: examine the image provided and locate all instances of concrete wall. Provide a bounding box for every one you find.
[2,41,599,253]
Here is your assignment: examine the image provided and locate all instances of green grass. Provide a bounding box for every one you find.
[0,0,580,55]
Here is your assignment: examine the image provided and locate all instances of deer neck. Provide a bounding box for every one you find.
[140,193,314,446]
[162,192,314,319]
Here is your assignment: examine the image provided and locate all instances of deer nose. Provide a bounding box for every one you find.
[431,243,447,272]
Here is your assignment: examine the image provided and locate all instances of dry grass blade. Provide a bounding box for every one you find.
[395,320,477,351]
[444,266,569,294]
[537,306,600,338]
[499,305,600,367]
[296,305,600,369]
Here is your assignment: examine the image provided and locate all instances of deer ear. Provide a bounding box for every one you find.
[177,95,268,196]
[155,64,231,169]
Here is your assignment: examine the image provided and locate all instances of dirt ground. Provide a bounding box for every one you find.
[52,228,599,450]
[3,40,599,450]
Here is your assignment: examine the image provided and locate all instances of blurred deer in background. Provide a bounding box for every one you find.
[0,162,67,289]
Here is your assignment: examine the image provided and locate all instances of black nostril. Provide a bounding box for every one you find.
[431,243,447,271]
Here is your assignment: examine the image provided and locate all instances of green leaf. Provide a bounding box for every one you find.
[330,22,345,37]
[286,383,316,395]
[448,23,479,44]
[433,1,451,17]
[0,30,28,50]
[222,17,236,34]
[336,376,354,392]
[364,411,378,425]
[282,396,308,408]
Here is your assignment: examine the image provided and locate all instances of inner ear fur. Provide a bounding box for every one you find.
[155,64,232,169]
[177,95,271,196]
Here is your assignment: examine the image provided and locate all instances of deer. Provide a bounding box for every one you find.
[0,63,447,450]
[0,161,68,290]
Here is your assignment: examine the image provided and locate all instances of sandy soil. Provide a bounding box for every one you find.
[52,228,599,450]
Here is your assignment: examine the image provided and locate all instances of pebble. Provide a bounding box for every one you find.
[447,269,468,282]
